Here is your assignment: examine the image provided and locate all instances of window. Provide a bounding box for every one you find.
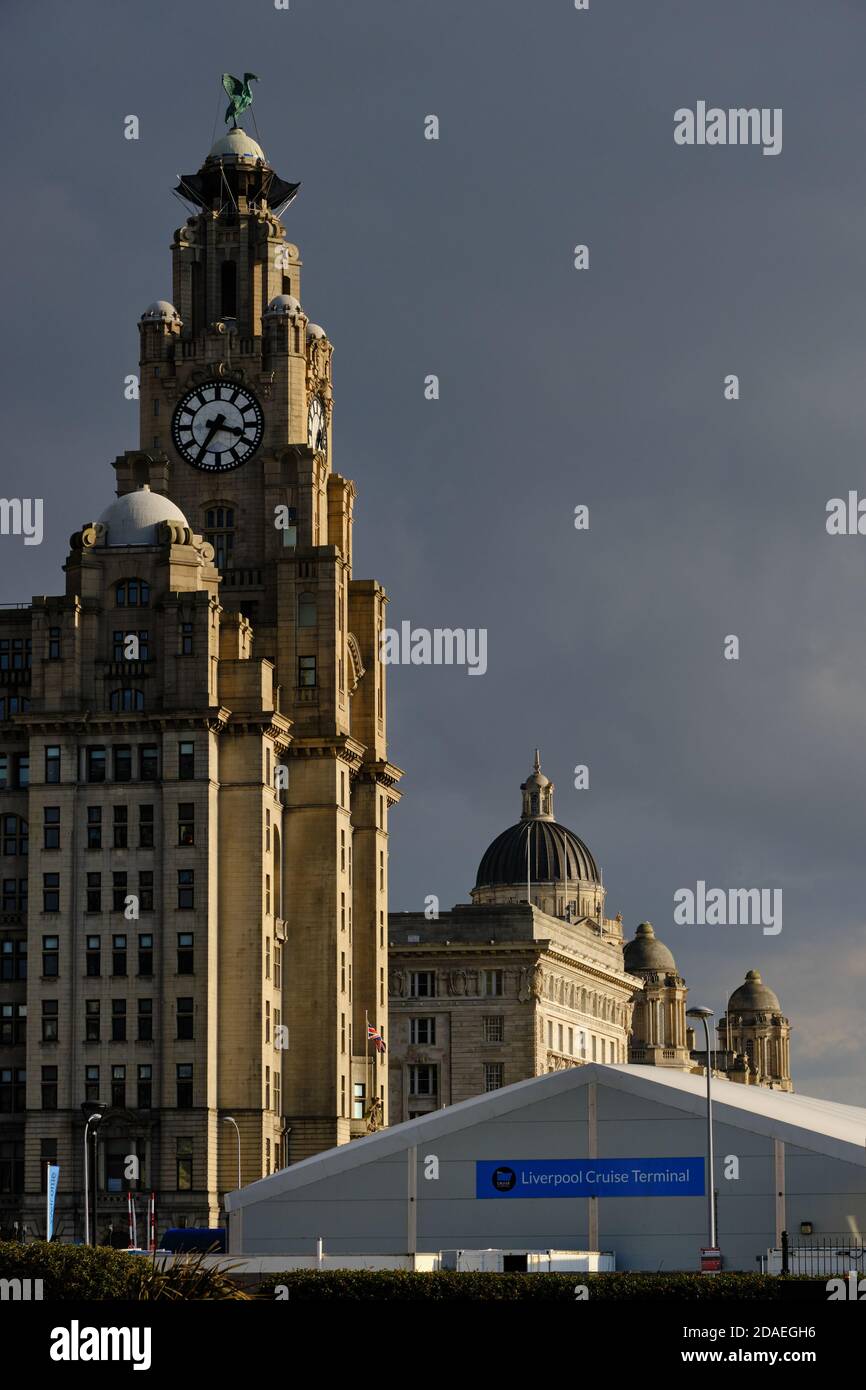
[112,934,127,976]
[410,1017,436,1045]
[176,1064,193,1109]
[1,1003,26,1045]
[177,869,194,909]
[266,1001,271,1044]
[86,872,101,913]
[111,999,127,1042]
[139,745,158,780]
[42,873,60,913]
[220,259,237,316]
[2,878,26,913]
[114,746,132,782]
[137,1064,152,1110]
[0,937,26,981]
[483,970,504,997]
[484,1063,504,1092]
[178,803,195,845]
[0,637,31,670]
[274,943,281,989]
[45,745,61,783]
[280,505,298,548]
[113,630,149,662]
[113,805,128,848]
[298,655,316,688]
[116,578,150,608]
[139,804,154,847]
[178,741,194,779]
[138,934,153,977]
[106,1138,140,1193]
[181,621,193,655]
[138,997,153,1041]
[265,874,271,915]
[265,935,271,979]
[3,814,27,855]
[43,807,59,850]
[138,870,153,912]
[85,936,101,976]
[177,932,194,973]
[87,807,102,849]
[109,688,144,712]
[84,1066,99,1103]
[409,971,436,998]
[352,1081,366,1121]
[87,747,106,783]
[42,935,59,977]
[0,755,6,789]
[481,1014,505,1044]
[111,1065,126,1110]
[176,1137,193,1188]
[41,1066,58,1110]
[177,997,194,1040]
[41,1000,58,1042]
[48,627,61,660]
[408,1064,437,1097]
[204,506,235,571]
[298,592,316,627]
[112,871,127,912]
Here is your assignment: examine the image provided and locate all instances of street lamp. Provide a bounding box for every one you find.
[222,1116,241,1191]
[686,1007,717,1254]
[80,1104,107,1246]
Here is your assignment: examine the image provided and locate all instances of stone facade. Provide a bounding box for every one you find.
[0,119,401,1241]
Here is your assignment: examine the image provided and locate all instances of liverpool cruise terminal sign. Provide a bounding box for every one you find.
[476,1158,705,1198]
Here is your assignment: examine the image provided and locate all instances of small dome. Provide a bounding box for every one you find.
[306,323,326,340]
[264,294,302,318]
[623,922,678,975]
[98,485,189,547]
[475,819,600,890]
[140,300,180,323]
[727,970,781,1014]
[207,127,266,163]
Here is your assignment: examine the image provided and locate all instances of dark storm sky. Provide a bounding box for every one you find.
[1,0,864,1103]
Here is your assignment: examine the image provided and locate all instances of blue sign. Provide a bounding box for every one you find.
[46,1164,60,1239]
[476,1158,705,1199]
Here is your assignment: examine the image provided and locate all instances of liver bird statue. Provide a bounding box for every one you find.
[222,73,259,128]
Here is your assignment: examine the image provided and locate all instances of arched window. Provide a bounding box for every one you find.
[298,591,316,628]
[109,689,144,712]
[2,815,27,856]
[221,260,237,317]
[116,578,150,608]
[204,505,235,570]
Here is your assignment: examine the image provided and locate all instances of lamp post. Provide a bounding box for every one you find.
[81,1107,106,1246]
[222,1116,241,1191]
[686,1006,717,1254]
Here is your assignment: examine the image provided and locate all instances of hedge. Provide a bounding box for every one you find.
[0,1241,249,1300]
[255,1270,814,1301]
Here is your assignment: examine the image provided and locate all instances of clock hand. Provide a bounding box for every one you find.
[195,413,226,462]
[203,417,242,436]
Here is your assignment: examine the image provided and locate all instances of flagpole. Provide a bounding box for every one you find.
[365,1011,370,1122]
[45,1162,49,1241]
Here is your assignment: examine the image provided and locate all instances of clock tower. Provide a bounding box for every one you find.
[116,120,402,1162]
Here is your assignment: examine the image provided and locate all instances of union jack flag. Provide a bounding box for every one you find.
[367,1024,386,1054]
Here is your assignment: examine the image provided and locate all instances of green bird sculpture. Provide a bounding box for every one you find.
[222,73,259,128]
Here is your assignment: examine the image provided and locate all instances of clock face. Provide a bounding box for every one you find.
[307,395,326,454]
[171,381,264,471]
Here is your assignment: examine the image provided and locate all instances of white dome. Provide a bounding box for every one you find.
[141,300,180,323]
[264,294,302,318]
[306,323,326,340]
[98,485,189,546]
[208,127,265,163]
